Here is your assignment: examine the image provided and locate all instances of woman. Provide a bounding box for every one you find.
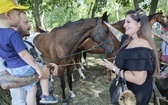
[103,8,160,105]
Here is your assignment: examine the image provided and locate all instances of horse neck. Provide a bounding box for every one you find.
[150,19,156,26]
[69,29,92,54]
[68,18,98,53]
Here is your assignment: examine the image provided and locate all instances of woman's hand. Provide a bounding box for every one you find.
[103,59,117,72]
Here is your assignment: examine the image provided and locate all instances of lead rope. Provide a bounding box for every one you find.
[43,43,105,64]
[56,57,115,67]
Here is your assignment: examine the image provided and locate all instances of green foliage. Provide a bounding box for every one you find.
[115,0,130,7]
[95,0,108,13]
[17,0,167,31]
[45,1,89,30]
[157,0,168,15]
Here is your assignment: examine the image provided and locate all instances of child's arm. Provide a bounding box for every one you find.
[18,49,43,78]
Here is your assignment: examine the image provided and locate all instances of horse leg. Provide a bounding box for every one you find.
[58,68,67,104]
[74,53,86,80]
[67,65,76,98]
[83,52,90,68]
[71,73,75,82]
[77,64,86,79]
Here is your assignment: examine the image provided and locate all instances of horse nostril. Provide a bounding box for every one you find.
[105,46,114,55]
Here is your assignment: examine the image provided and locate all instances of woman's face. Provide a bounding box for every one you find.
[124,15,141,37]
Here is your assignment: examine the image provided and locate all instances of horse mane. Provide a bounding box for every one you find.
[115,20,124,24]
[64,19,84,26]
[148,11,163,21]
[50,19,85,32]
[69,18,99,55]
[34,26,47,33]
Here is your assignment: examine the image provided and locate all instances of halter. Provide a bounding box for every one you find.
[92,18,112,47]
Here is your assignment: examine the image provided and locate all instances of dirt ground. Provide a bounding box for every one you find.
[48,54,155,105]
[50,54,111,105]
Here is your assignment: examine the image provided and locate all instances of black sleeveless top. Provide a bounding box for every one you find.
[115,35,154,105]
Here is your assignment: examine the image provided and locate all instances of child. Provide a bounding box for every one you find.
[0,0,57,104]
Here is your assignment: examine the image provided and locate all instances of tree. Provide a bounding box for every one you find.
[149,0,158,15]
[133,0,139,9]
[34,0,41,28]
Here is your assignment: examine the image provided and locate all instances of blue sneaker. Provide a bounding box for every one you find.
[40,94,58,104]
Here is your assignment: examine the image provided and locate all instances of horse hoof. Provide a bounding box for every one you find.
[82,76,86,79]
[71,92,76,98]
[70,91,76,98]
[62,102,67,105]
[62,99,67,105]
[71,94,76,98]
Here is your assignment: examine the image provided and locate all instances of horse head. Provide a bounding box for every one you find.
[148,11,165,26]
[89,12,117,56]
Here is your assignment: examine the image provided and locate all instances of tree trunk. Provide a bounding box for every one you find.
[34,0,42,28]
[133,0,139,9]
[91,0,98,18]
[115,3,119,21]
[88,0,94,18]
[149,0,158,15]
[0,88,11,105]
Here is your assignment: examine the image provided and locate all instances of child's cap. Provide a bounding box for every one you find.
[0,0,28,14]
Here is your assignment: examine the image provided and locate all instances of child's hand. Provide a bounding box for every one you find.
[36,65,50,79]
[35,68,43,78]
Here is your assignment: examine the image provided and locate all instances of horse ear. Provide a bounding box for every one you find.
[160,10,163,14]
[158,10,163,14]
[102,11,109,22]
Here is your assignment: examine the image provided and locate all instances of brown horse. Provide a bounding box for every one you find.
[33,12,116,104]
[73,20,123,81]
[75,11,165,80]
